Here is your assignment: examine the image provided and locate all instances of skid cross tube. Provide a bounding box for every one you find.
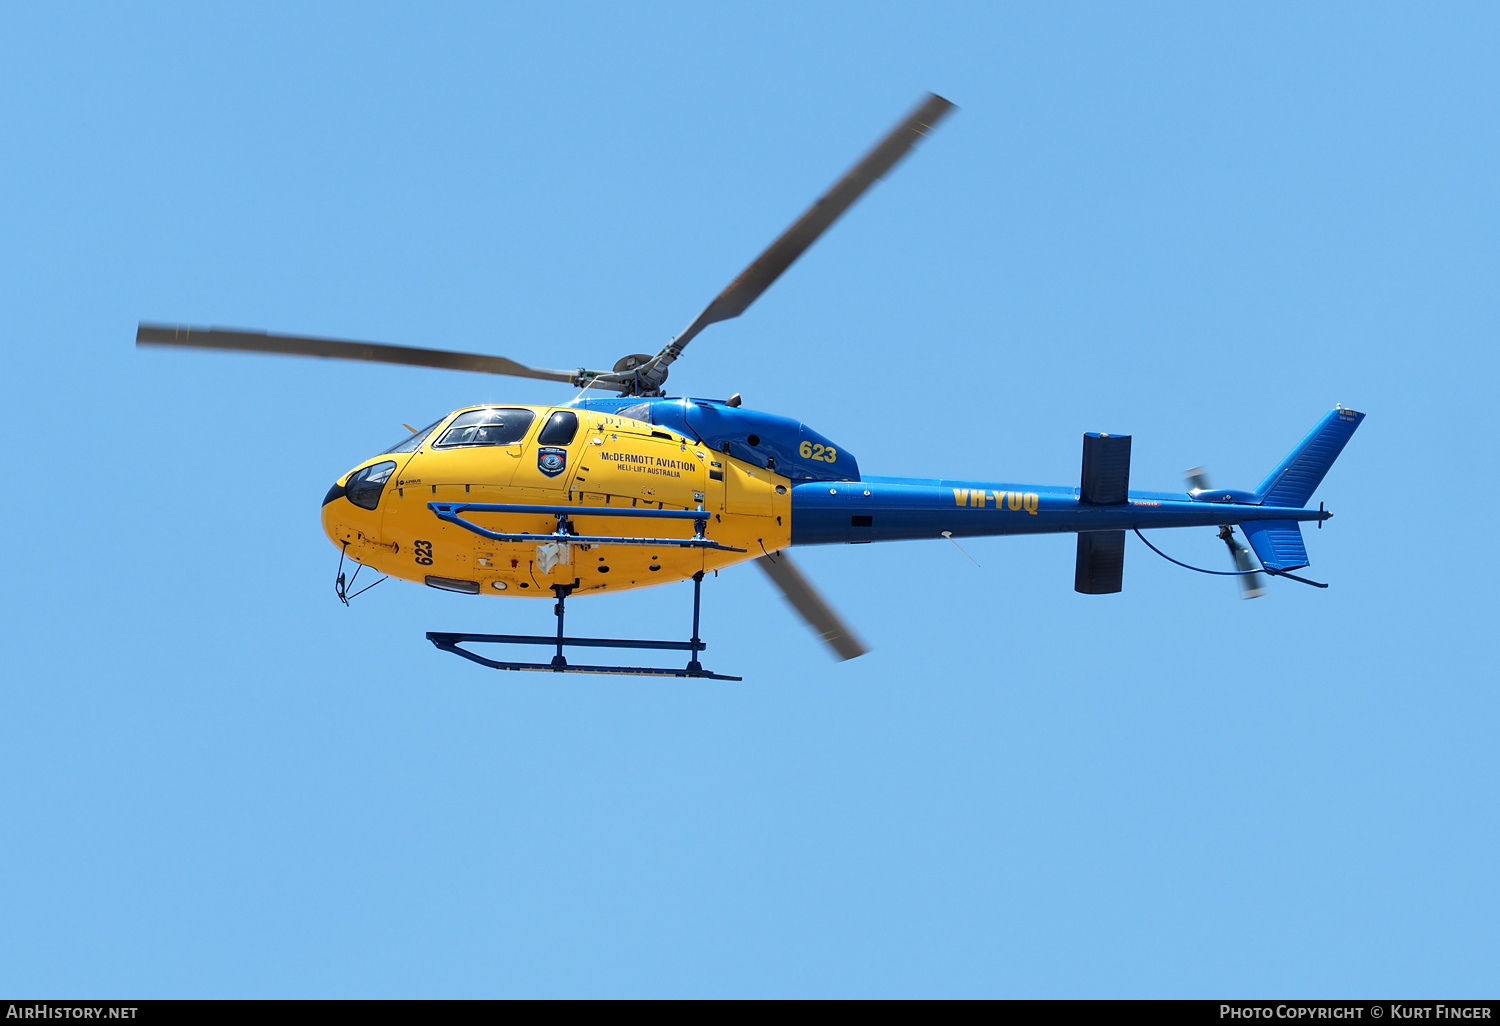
[425,571,740,680]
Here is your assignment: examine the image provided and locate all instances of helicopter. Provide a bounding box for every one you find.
[137,93,1364,680]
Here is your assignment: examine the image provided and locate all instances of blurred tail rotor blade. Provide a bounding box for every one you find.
[756,552,868,661]
[1191,471,1265,599]
[1218,525,1266,599]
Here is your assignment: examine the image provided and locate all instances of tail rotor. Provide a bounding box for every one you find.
[1185,467,1266,600]
[1218,524,1266,599]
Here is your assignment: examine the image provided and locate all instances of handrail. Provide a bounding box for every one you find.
[430,502,710,520]
[426,502,746,553]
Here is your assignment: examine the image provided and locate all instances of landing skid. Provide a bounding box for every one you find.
[427,571,742,680]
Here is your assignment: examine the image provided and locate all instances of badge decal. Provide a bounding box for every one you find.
[537,446,568,477]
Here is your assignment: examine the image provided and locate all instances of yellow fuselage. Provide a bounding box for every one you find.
[322,406,792,597]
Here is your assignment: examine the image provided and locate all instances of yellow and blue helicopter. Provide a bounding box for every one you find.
[138,93,1363,680]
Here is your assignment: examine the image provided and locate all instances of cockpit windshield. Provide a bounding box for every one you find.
[433,408,536,448]
[382,418,444,454]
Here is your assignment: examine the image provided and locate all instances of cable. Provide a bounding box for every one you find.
[1131,529,1328,589]
[1131,529,1258,576]
[940,531,982,567]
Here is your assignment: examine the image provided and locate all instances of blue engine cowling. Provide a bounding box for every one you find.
[569,396,858,483]
[1189,488,1261,504]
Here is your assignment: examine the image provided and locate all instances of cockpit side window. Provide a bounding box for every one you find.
[537,410,579,445]
[382,418,444,454]
[433,408,536,448]
[617,402,652,424]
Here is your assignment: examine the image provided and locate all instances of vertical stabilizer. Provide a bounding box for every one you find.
[1256,408,1364,508]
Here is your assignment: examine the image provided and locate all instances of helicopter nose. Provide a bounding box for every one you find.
[321,459,396,546]
[322,481,356,551]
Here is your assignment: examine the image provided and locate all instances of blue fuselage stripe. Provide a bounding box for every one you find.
[789,479,1320,546]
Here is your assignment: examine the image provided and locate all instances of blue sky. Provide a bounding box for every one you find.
[1,2,1496,997]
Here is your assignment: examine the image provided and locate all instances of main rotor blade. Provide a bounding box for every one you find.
[137,324,580,384]
[756,551,868,661]
[639,92,956,391]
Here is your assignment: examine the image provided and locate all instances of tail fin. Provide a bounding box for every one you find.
[1255,407,1365,508]
[1241,407,1364,573]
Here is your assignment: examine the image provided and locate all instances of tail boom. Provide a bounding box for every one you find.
[790,479,1325,546]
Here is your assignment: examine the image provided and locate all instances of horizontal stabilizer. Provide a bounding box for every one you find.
[1080,433,1132,505]
[1075,531,1125,594]
[1240,520,1309,572]
[1257,407,1364,507]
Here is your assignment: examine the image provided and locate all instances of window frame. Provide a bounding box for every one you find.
[537,410,580,446]
[431,407,538,450]
[345,460,397,511]
[382,418,445,455]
